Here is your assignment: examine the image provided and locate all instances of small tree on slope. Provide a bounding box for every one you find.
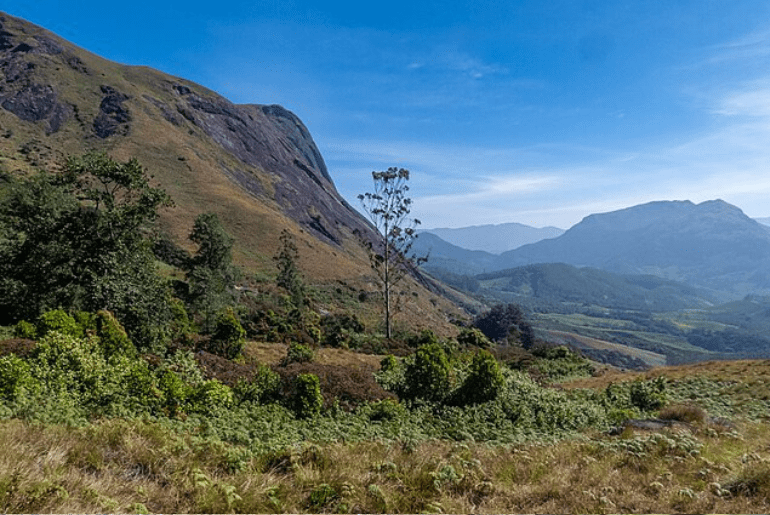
[358,168,426,339]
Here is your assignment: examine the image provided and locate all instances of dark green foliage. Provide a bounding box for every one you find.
[95,310,135,358]
[528,345,594,383]
[473,303,534,347]
[186,212,240,331]
[274,229,306,315]
[456,327,492,349]
[0,153,175,350]
[208,308,246,360]
[291,373,323,418]
[320,313,364,348]
[158,369,191,414]
[12,320,36,339]
[404,343,452,402]
[233,364,281,404]
[361,398,407,422]
[191,379,234,413]
[36,310,80,338]
[454,350,504,405]
[281,342,315,366]
[307,484,339,511]
[0,354,38,400]
[630,377,667,411]
[168,297,194,340]
[405,329,439,348]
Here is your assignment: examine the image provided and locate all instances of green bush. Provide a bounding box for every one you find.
[404,343,452,402]
[0,354,39,400]
[630,377,667,411]
[208,308,246,360]
[291,373,323,418]
[281,342,315,366]
[307,483,339,511]
[361,398,407,422]
[191,379,234,413]
[320,313,364,348]
[12,320,36,339]
[95,310,135,358]
[36,309,80,338]
[454,350,505,405]
[233,364,281,404]
[456,327,492,349]
[73,311,97,335]
[158,369,191,414]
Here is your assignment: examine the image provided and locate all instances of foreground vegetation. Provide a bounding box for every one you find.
[2,153,770,512]
[1,358,770,513]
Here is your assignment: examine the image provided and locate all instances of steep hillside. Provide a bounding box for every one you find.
[421,222,564,254]
[494,200,770,297]
[0,12,465,332]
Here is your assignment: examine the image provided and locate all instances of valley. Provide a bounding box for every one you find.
[1,9,770,514]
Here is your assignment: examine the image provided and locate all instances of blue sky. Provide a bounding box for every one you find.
[6,1,770,229]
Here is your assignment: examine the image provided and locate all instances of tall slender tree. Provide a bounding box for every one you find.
[358,167,426,338]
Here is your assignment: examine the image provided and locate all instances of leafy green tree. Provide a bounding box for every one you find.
[274,229,306,319]
[358,168,426,338]
[291,373,323,418]
[404,342,452,402]
[208,308,246,360]
[0,152,174,350]
[454,350,505,405]
[186,212,240,331]
[474,303,535,347]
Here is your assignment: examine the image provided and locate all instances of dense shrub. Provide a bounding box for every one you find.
[95,310,135,358]
[630,377,667,411]
[473,303,534,347]
[207,308,246,360]
[320,313,365,348]
[12,320,36,339]
[0,354,38,400]
[456,327,492,349]
[233,364,281,404]
[454,350,505,405]
[36,309,80,338]
[290,373,323,418]
[404,343,452,402]
[281,342,315,366]
[191,379,234,412]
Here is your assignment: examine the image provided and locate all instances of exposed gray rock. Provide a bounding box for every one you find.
[46,102,71,134]
[93,85,130,138]
[143,94,181,125]
[1,82,56,121]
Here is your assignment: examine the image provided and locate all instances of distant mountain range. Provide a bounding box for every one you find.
[420,223,563,254]
[419,199,770,299]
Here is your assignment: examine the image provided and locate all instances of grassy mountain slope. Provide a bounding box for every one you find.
[0,12,466,333]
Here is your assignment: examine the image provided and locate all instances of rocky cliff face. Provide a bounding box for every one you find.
[0,11,370,251]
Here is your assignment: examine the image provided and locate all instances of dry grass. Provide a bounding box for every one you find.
[2,417,770,513]
[563,359,770,390]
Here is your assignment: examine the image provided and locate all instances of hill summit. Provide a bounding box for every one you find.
[494,199,770,296]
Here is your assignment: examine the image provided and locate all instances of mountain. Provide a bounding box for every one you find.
[412,233,499,275]
[421,222,564,254]
[0,12,467,331]
[476,262,718,312]
[756,217,770,227]
[493,200,770,297]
